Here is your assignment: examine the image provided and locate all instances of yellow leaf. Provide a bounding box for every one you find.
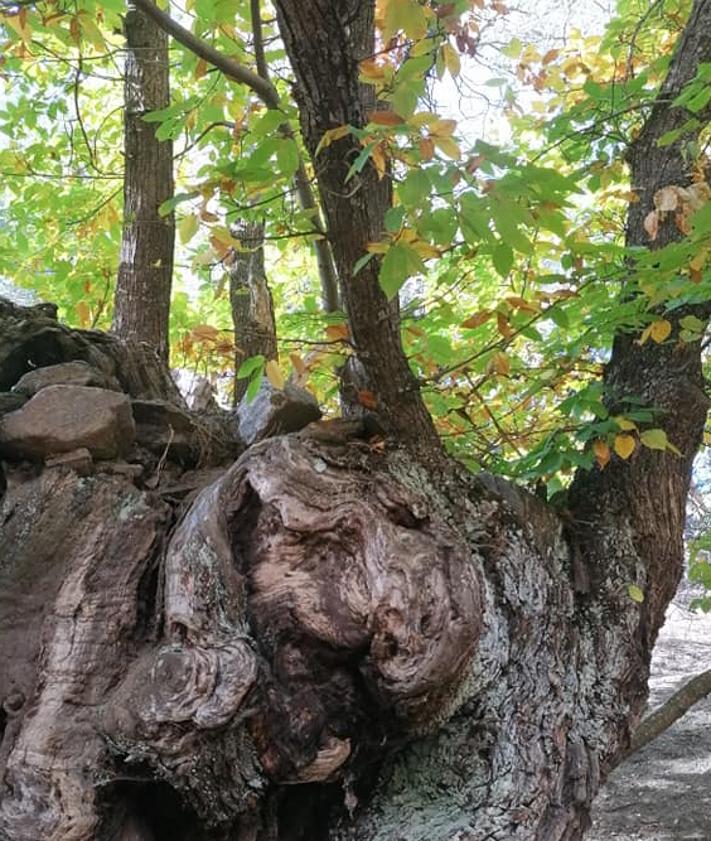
[653,185,680,212]
[265,359,285,390]
[418,136,435,161]
[640,427,681,455]
[289,352,307,376]
[541,48,559,65]
[429,118,457,137]
[211,225,240,247]
[488,351,510,376]
[407,112,437,129]
[433,135,460,159]
[76,300,90,327]
[521,44,541,63]
[593,439,611,469]
[627,584,645,604]
[78,14,106,51]
[179,213,199,244]
[690,250,707,272]
[371,143,388,179]
[442,42,461,76]
[643,210,659,241]
[649,319,672,343]
[461,311,493,329]
[410,240,440,259]
[191,324,219,342]
[366,240,389,254]
[614,416,637,432]
[614,434,636,460]
[325,323,351,341]
[367,110,405,126]
[5,12,31,42]
[316,124,351,154]
[638,324,653,345]
[194,58,208,79]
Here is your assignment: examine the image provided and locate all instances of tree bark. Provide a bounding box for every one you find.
[113,1,175,362]
[1,2,711,841]
[229,221,278,404]
[274,0,441,453]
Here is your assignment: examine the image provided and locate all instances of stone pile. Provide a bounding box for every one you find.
[0,297,322,488]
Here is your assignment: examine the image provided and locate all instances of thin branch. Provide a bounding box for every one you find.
[624,0,665,81]
[250,0,268,81]
[135,0,340,312]
[0,170,122,180]
[131,0,280,109]
[175,120,234,160]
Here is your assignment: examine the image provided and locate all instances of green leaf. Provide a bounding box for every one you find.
[276,138,300,178]
[245,371,263,402]
[640,427,681,455]
[399,169,430,207]
[252,109,287,137]
[159,192,199,217]
[492,242,513,277]
[502,37,522,59]
[237,354,265,379]
[421,207,457,245]
[384,206,406,233]
[379,242,425,299]
[353,251,375,275]
[345,142,378,182]
[178,214,199,244]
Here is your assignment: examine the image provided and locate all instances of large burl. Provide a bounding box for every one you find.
[107,435,482,822]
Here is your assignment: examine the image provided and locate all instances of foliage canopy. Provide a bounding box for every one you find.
[1,0,710,493]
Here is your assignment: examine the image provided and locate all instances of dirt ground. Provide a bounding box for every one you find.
[589,603,711,841]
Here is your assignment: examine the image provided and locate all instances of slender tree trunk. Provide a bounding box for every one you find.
[274,0,440,453]
[229,221,278,404]
[113,1,175,362]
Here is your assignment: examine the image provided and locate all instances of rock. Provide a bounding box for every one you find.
[45,448,93,475]
[0,385,135,461]
[131,399,200,465]
[95,461,144,480]
[12,361,121,397]
[236,380,321,446]
[0,393,27,416]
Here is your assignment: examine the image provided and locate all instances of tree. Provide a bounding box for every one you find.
[1,2,711,841]
[112,0,175,361]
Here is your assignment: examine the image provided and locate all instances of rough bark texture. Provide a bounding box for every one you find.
[274,0,440,452]
[248,0,340,313]
[113,1,175,362]
[1,2,711,841]
[229,222,278,404]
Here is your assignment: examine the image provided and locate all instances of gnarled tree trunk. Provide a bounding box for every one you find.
[1,2,710,841]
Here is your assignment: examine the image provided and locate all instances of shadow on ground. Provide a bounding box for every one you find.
[589,604,711,841]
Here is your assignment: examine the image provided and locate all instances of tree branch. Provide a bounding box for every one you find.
[249,0,268,81]
[133,0,341,312]
[131,0,280,109]
[627,667,711,755]
[568,0,711,662]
